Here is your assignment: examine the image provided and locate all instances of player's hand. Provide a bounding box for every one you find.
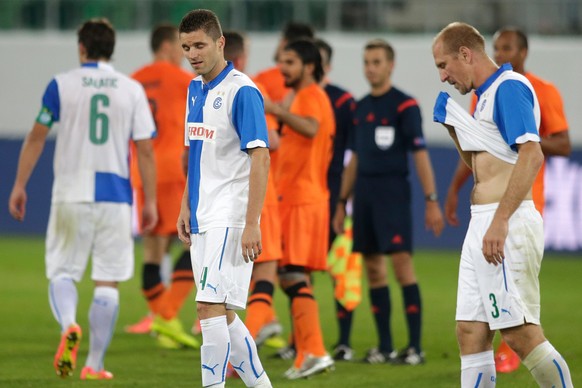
[425,201,445,237]
[141,200,158,235]
[241,223,262,263]
[8,186,27,222]
[332,203,346,235]
[264,99,282,116]
[444,188,460,227]
[177,205,191,245]
[482,217,508,265]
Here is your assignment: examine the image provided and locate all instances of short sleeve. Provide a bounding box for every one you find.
[398,99,425,151]
[538,84,568,136]
[37,78,60,127]
[493,80,539,150]
[132,84,157,141]
[232,86,269,150]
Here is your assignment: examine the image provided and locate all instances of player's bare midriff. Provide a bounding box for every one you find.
[470,150,533,205]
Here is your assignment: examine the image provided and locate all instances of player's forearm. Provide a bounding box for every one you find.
[412,149,438,198]
[444,124,473,169]
[496,142,543,221]
[449,158,472,194]
[136,139,157,205]
[540,130,571,157]
[275,109,318,138]
[13,123,49,189]
[246,148,270,225]
[338,154,358,203]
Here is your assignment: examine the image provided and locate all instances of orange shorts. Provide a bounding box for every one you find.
[256,204,282,263]
[135,181,185,236]
[279,201,329,271]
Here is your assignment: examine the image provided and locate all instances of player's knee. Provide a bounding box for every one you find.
[278,265,307,288]
[196,302,225,320]
[456,321,493,353]
[365,266,386,285]
[281,281,312,301]
[501,325,545,358]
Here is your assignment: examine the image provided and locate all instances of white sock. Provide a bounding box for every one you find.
[85,286,119,371]
[227,314,270,387]
[48,277,78,331]
[200,315,230,387]
[522,341,572,388]
[461,351,496,387]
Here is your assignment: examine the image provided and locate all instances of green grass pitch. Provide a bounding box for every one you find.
[0,236,580,387]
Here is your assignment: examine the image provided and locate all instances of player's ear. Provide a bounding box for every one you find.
[304,62,315,77]
[459,46,471,63]
[78,42,87,61]
[217,36,225,50]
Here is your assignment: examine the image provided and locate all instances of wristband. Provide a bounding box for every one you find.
[425,192,438,202]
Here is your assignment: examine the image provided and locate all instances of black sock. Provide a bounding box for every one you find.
[335,299,353,347]
[143,263,162,292]
[370,286,392,353]
[402,283,422,352]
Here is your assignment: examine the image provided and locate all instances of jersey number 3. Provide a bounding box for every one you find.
[90,94,110,145]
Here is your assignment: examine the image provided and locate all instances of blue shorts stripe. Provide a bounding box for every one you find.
[553,358,566,388]
[218,228,229,271]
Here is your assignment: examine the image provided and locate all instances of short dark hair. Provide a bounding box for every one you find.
[223,30,245,62]
[284,39,324,83]
[314,38,333,65]
[150,24,178,53]
[365,38,395,61]
[282,22,315,42]
[179,9,222,40]
[77,18,115,60]
[495,27,529,50]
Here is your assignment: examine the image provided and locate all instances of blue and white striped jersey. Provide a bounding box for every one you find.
[184,62,269,234]
[39,61,156,204]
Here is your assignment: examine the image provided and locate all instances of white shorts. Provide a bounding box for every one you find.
[190,227,253,310]
[46,202,134,282]
[456,201,544,330]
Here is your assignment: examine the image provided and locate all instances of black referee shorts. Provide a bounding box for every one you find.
[352,174,413,255]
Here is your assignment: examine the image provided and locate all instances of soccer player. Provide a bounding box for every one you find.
[333,39,444,365]
[222,30,285,349]
[176,9,272,388]
[443,27,571,373]
[432,22,572,387]
[265,38,335,379]
[314,37,358,361]
[125,24,199,350]
[8,18,157,380]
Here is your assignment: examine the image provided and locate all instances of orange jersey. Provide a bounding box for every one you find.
[254,80,279,207]
[130,61,193,186]
[470,72,568,213]
[254,66,290,103]
[276,83,335,205]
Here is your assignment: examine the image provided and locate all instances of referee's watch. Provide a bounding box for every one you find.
[425,192,438,202]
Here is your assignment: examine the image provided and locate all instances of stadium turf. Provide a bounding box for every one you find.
[0,236,580,387]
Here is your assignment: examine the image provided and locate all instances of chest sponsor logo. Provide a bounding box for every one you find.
[188,122,216,143]
[375,126,395,150]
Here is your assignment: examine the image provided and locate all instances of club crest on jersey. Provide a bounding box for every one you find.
[213,97,223,109]
[188,123,216,143]
[375,126,395,150]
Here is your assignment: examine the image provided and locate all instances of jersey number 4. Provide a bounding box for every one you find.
[90,94,110,145]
